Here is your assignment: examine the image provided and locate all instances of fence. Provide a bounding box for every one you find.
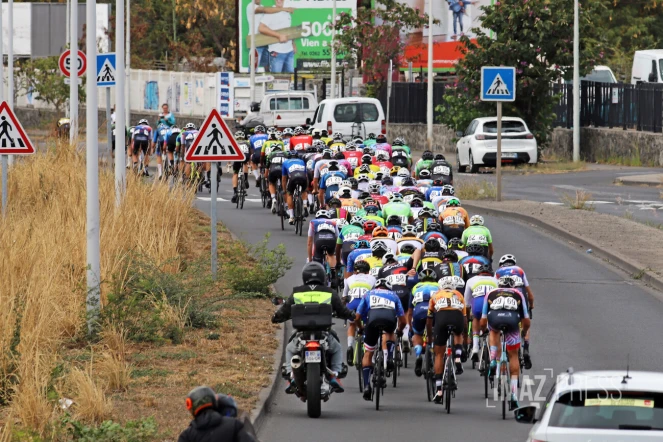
[377,82,449,124]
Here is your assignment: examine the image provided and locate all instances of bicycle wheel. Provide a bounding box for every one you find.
[444,353,453,414]
[483,346,489,399]
[502,369,508,420]
[356,340,364,393]
[261,178,268,208]
[425,347,434,402]
[294,194,303,236]
[235,177,241,209]
[375,357,382,411]
[240,184,246,210]
[392,345,399,388]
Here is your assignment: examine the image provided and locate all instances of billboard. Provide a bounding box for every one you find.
[238,0,357,74]
[398,0,493,70]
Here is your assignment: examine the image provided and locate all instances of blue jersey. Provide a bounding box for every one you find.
[410,282,439,309]
[319,170,347,201]
[282,158,307,177]
[250,133,268,153]
[356,288,404,323]
[495,265,529,295]
[307,219,339,238]
[346,248,372,273]
[459,255,491,279]
[153,124,168,144]
[420,231,448,246]
[425,186,447,202]
[132,124,152,142]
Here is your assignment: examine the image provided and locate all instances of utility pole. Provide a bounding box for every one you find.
[330,0,337,99]
[8,0,14,167]
[115,0,126,207]
[125,0,131,127]
[250,2,256,103]
[70,0,78,144]
[572,0,580,162]
[426,0,434,150]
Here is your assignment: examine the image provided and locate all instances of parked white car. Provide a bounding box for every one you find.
[238,91,317,129]
[515,369,663,441]
[308,98,386,140]
[631,49,663,84]
[455,116,538,173]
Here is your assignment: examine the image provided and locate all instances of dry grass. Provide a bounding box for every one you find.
[503,160,587,175]
[0,142,194,435]
[560,190,595,210]
[455,179,497,200]
[66,367,113,423]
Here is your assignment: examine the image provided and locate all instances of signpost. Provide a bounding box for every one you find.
[480,66,516,202]
[185,109,246,279]
[96,53,117,162]
[59,49,87,78]
[0,101,35,215]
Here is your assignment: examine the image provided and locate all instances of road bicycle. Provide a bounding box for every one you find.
[371,328,389,411]
[391,332,403,388]
[490,327,512,420]
[259,168,269,208]
[440,325,458,414]
[354,334,365,393]
[477,331,490,399]
[423,333,436,402]
[236,173,247,210]
[292,184,305,236]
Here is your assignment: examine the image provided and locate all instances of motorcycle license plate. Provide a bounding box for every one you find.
[305,351,321,363]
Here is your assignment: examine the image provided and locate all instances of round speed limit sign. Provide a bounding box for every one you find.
[58,50,87,77]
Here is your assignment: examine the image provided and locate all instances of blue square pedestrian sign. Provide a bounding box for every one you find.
[481,66,516,102]
[96,53,116,87]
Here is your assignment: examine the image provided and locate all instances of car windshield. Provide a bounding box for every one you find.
[482,121,527,134]
[334,103,379,123]
[549,390,663,430]
[582,70,616,83]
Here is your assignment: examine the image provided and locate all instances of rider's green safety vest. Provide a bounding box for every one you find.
[293,291,332,304]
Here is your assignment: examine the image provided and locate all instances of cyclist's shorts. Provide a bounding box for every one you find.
[394,289,410,313]
[431,175,452,185]
[411,303,429,335]
[472,295,486,320]
[341,241,356,265]
[167,139,178,153]
[287,173,308,194]
[347,297,362,312]
[233,161,248,173]
[133,139,149,153]
[251,150,261,164]
[442,226,464,240]
[487,310,521,351]
[268,167,282,184]
[364,310,398,351]
[155,143,163,156]
[433,310,465,347]
[313,233,337,264]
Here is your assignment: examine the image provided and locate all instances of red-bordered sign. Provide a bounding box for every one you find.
[0,101,35,155]
[184,109,245,162]
[59,50,87,77]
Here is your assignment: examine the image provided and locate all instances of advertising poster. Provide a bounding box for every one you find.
[219,72,235,118]
[398,0,493,70]
[238,0,357,74]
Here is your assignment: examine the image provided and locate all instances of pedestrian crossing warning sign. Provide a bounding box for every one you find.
[96,53,116,87]
[184,109,245,162]
[0,101,35,155]
[486,74,509,96]
[481,66,516,102]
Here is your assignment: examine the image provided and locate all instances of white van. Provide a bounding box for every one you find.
[238,91,318,128]
[631,50,663,84]
[308,98,385,140]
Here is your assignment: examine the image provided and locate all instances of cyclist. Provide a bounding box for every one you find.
[272,262,355,394]
[382,193,414,225]
[363,133,377,147]
[320,129,333,146]
[164,125,182,177]
[430,154,453,185]
[337,216,365,267]
[425,180,450,202]
[177,123,200,182]
[313,149,334,185]
[464,265,498,362]
[343,260,376,366]
[290,126,313,151]
[417,238,447,270]
[231,131,251,204]
[364,240,389,277]
[344,239,372,279]
[439,197,470,240]
[419,221,448,247]
[250,125,268,187]
[264,143,286,213]
[281,150,309,224]
[355,278,406,401]
[385,215,404,240]
[370,226,398,256]
[391,137,411,155]
[131,119,152,176]
[281,127,294,149]
[308,210,340,271]
[495,254,534,368]
[461,215,494,259]
[373,134,392,159]
[343,142,363,170]
[413,150,435,179]
[333,151,353,176]
[480,275,531,410]
[427,277,467,403]
[318,162,347,206]
[152,123,168,179]
[410,267,440,376]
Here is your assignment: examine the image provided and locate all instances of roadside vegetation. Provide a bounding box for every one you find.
[559,190,595,211]
[0,142,291,440]
[503,160,587,175]
[455,179,497,200]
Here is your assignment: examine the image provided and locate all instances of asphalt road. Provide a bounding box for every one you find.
[194,179,663,442]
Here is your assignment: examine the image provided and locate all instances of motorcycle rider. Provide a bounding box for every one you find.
[272,262,355,394]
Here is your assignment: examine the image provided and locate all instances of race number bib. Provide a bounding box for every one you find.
[317,223,335,233]
[186,133,194,140]
[443,215,464,226]
[466,234,487,245]
[388,231,402,240]
[376,150,389,159]
[369,295,395,310]
[403,195,415,203]
[288,164,305,173]
[412,292,424,305]
[369,267,380,277]
[464,263,484,275]
[429,190,443,198]
[349,287,368,299]
[240,143,250,154]
[271,156,284,164]
[490,296,518,311]
[325,176,343,187]
[159,129,167,136]
[433,165,450,175]
[345,232,360,242]
[387,274,407,286]
[254,140,265,149]
[348,157,358,167]
[472,284,493,298]
[345,206,359,214]
[307,160,315,170]
[439,276,465,289]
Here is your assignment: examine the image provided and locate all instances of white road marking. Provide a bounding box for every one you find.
[543,202,564,205]
[585,201,613,205]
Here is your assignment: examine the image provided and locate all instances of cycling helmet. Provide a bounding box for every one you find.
[442,250,459,262]
[338,187,353,199]
[376,134,387,144]
[345,141,356,151]
[331,131,341,140]
[470,215,484,226]
[499,254,517,267]
[393,137,405,146]
[410,197,424,208]
[386,215,402,227]
[322,149,333,159]
[498,275,517,288]
[400,244,417,255]
[354,260,371,273]
[313,139,326,147]
[363,147,373,155]
[334,151,346,160]
[282,127,294,136]
[447,238,463,250]
[359,164,372,174]
[354,239,371,249]
[361,154,373,165]
[316,209,331,219]
[374,278,392,289]
[275,130,283,139]
[138,118,149,126]
[186,386,217,417]
[328,197,342,208]
[418,207,434,218]
[427,222,441,233]
[363,220,378,232]
[389,193,404,203]
[434,154,446,161]
[357,191,371,200]
[397,168,410,178]
[234,130,246,140]
[446,197,461,207]
[381,252,396,265]
[364,204,381,215]
[353,137,364,144]
[441,185,455,196]
[368,183,381,194]
[376,151,389,161]
[418,169,432,179]
[367,133,377,140]
[418,268,437,282]
[371,240,389,256]
[424,238,441,252]
[255,125,266,133]
[382,176,394,186]
[374,172,385,181]
[267,126,278,135]
[402,225,417,235]
[306,145,318,153]
[345,177,358,190]
[302,261,328,285]
[294,126,304,135]
[465,244,484,256]
[438,276,460,290]
[401,177,415,186]
[336,219,347,228]
[320,130,329,137]
[422,150,434,161]
[350,216,364,227]
[477,265,494,275]
[373,226,389,238]
[287,149,299,158]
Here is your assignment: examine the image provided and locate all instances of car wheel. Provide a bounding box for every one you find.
[456,150,467,173]
[468,151,479,174]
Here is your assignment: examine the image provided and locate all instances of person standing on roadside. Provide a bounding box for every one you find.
[259,0,296,73]
[158,103,176,127]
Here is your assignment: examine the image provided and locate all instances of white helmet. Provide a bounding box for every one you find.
[333,131,343,140]
[368,183,381,194]
[499,254,517,267]
[397,168,410,178]
[438,276,457,290]
[389,193,404,203]
[470,215,484,226]
[282,127,294,136]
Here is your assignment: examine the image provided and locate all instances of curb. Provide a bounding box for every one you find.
[614,177,663,187]
[250,319,286,431]
[463,202,663,294]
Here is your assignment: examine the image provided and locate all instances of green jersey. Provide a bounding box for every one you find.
[337,224,365,245]
[461,225,493,247]
[382,202,413,224]
[363,139,377,147]
[262,139,285,157]
[415,159,434,176]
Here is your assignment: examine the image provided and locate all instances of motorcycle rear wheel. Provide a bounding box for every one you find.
[306,363,322,418]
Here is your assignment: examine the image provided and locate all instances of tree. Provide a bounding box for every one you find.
[437,0,604,146]
[333,0,433,94]
[16,57,86,113]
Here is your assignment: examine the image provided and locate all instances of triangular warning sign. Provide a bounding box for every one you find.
[487,74,510,96]
[184,109,245,162]
[97,58,116,84]
[0,101,35,155]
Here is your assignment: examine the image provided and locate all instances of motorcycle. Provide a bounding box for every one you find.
[280,302,347,418]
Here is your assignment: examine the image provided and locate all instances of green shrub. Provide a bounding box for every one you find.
[61,415,158,442]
